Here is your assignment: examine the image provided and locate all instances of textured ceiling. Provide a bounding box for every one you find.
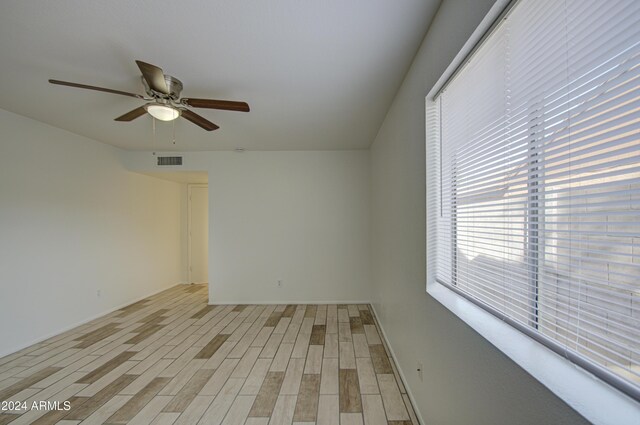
[0,0,440,151]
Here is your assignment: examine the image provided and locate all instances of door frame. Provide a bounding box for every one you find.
[187,183,208,284]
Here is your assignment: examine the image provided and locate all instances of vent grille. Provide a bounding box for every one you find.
[157,156,182,166]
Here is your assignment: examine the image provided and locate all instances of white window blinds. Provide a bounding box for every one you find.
[428,0,640,400]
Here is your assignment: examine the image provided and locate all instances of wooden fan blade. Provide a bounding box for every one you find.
[136,60,169,94]
[49,79,144,99]
[181,109,219,131]
[182,98,250,112]
[114,106,147,121]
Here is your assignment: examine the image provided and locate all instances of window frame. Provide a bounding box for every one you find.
[425,1,640,424]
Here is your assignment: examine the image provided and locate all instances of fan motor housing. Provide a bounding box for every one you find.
[142,75,183,99]
[164,75,183,98]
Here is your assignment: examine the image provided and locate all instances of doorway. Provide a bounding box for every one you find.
[188,184,209,284]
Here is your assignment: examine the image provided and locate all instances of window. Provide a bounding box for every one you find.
[427,0,640,402]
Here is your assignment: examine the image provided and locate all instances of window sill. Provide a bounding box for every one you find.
[427,280,640,425]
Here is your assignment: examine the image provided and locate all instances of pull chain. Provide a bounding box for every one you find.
[152,116,156,149]
[172,118,176,145]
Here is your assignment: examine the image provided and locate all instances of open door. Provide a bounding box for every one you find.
[188,184,208,284]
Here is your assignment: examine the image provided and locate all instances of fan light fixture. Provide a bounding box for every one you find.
[145,104,180,121]
[49,60,250,131]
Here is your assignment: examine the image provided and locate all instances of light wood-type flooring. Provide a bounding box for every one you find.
[0,284,419,425]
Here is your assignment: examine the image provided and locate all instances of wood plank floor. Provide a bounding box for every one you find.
[0,285,419,425]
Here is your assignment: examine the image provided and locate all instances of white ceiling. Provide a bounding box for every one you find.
[0,0,440,151]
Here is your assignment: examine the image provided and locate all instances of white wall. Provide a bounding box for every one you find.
[369,1,591,424]
[122,150,371,304]
[0,109,184,357]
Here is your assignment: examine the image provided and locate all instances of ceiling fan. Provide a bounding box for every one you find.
[49,60,250,131]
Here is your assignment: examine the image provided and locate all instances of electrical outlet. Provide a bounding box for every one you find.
[277,280,283,288]
[97,289,101,298]
[417,362,423,381]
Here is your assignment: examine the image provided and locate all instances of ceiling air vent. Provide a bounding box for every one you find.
[157,156,183,166]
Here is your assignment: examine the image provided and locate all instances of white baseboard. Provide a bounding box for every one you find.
[209,300,372,305]
[0,283,180,359]
[370,304,425,425]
